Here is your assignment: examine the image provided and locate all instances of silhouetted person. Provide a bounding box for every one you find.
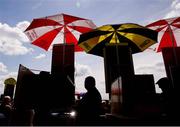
[0,96,12,125]
[76,76,102,125]
[156,77,175,120]
[33,71,52,126]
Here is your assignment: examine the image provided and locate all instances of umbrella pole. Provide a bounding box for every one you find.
[114,35,120,71]
[115,45,121,97]
[63,33,76,88]
[115,33,124,96]
[115,44,125,107]
[168,24,177,89]
[63,33,66,68]
[169,24,178,65]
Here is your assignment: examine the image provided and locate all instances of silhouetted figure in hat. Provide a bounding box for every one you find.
[76,76,102,125]
[156,77,175,121]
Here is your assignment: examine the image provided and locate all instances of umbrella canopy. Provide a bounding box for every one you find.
[4,77,16,86]
[146,17,180,52]
[78,23,158,56]
[24,13,96,51]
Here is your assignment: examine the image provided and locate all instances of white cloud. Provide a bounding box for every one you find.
[0,62,8,73]
[75,63,92,77]
[16,21,30,32]
[34,53,46,59]
[164,0,180,18]
[171,0,180,9]
[0,21,33,56]
[134,60,166,81]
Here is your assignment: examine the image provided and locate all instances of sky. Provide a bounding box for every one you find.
[0,0,180,100]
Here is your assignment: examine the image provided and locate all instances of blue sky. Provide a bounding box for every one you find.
[0,0,180,99]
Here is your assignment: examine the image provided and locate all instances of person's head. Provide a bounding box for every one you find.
[84,76,96,91]
[2,96,11,105]
[156,77,171,92]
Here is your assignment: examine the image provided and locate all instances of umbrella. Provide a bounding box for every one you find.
[78,23,158,56]
[24,13,96,51]
[4,77,16,86]
[146,17,180,52]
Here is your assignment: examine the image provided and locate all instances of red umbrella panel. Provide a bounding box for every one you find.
[146,17,180,52]
[24,13,96,51]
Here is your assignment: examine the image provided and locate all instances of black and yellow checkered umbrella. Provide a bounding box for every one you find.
[78,23,158,56]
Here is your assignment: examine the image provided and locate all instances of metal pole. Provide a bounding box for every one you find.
[63,28,66,69]
[115,43,122,106]
[168,24,178,65]
[168,24,178,89]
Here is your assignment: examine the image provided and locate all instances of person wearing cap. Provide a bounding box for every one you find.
[156,77,174,120]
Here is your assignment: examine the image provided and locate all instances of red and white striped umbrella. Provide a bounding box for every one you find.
[146,17,180,52]
[24,13,96,51]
